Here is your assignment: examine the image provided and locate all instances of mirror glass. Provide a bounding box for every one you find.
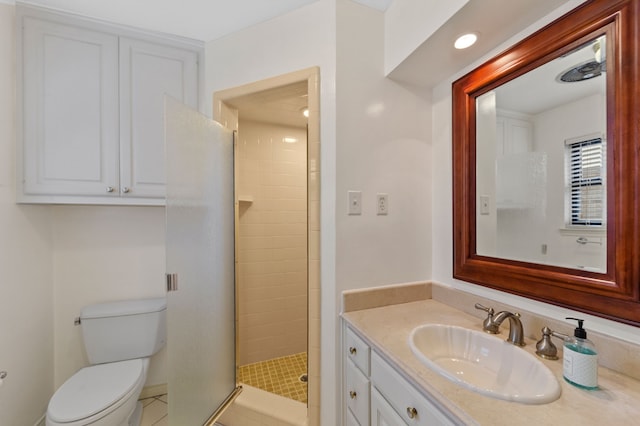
[475,35,607,272]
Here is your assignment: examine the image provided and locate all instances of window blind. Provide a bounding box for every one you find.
[568,138,603,226]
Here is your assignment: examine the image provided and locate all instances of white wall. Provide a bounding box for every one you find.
[335,2,431,293]
[205,2,337,422]
[431,1,640,345]
[0,7,167,423]
[335,1,432,422]
[50,206,167,388]
[207,1,432,423]
[0,4,55,425]
[533,92,606,270]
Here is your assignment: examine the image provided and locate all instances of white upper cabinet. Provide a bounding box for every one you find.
[119,38,198,199]
[17,6,202,205]
[21,18,120,199]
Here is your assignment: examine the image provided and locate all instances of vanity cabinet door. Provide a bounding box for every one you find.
[119,37,198,199]
[346,358,370,425]
[346,406,362,426]
[371,387,407,426]
[20,17,120,198]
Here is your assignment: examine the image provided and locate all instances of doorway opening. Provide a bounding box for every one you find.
[214,67,320,426]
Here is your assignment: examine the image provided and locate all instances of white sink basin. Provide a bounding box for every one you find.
[409,324,561,404]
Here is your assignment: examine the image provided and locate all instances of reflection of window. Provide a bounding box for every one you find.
[566,137,604,226]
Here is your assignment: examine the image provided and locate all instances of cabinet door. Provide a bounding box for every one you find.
[119,38,199,199]
[346,359,370,426]
[21,18,119,197]
[346,408,362,426]
[372,388,407,426]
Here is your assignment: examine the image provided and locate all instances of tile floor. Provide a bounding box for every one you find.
[238,352,308,403]
[140,394,168,426]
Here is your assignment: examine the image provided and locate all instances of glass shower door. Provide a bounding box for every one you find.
[164,96,239,424]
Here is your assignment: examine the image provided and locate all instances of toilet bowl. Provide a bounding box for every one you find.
[46,298,166,426]
[46,358,148,426]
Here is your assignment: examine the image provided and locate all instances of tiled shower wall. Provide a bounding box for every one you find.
[237,119,308,365]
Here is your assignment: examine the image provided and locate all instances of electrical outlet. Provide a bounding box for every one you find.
[377,193,388,215]
[348,191,362,215]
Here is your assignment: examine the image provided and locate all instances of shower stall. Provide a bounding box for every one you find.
[235,108,309,404]
[211,68,320,425]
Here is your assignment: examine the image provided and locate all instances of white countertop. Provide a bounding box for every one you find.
[342,299,640,425]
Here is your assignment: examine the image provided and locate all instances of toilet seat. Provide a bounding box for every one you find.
[47,358,145,425]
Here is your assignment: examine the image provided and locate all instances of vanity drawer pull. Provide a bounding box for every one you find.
[406,406,418,419]
[349,346,357,355]
[349,390,357,399]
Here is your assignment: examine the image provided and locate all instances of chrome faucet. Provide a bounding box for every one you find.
[475,303,525,346]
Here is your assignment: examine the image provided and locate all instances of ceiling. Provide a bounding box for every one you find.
[226,81,309,128]
[18,0,392,41]
[387,0,575,88]
[496,37,605,116]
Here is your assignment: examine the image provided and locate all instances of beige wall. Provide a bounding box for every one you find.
[50,206,167,388]
[236,120,308,365]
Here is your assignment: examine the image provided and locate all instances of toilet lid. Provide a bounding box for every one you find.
[48,359,144,423]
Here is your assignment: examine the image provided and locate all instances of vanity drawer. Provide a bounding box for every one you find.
[346,326,370,375]
[371,351,456,426]
[346,358,370,425]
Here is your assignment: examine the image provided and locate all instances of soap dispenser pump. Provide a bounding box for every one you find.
[563,317,598,389]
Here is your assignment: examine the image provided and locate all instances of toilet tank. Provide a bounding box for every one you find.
[80,297,166,364]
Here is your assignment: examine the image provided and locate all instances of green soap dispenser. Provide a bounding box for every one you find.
[563,317,598,389]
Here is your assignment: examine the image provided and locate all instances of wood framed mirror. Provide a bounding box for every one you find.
[452,0,640,326]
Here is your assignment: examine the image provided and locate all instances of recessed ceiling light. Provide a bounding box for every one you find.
[455,33,478,50]
[302,107,309,118]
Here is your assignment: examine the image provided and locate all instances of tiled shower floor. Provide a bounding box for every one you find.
[238,352,308,403]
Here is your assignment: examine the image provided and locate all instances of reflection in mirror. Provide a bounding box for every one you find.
[475,36,607,272]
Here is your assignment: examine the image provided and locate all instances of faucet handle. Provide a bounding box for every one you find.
[535,326,559,360]
[535,327,570,359]
[474,303,494,315]
[474,303,499,334]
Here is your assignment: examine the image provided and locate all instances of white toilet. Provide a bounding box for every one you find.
[46,298,166,426]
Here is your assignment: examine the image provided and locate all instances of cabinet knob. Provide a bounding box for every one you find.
[122,187,131,193]
[406,407,418,419]
[349,390,357,399]
[349,347,357,355]
[106,186,115,193]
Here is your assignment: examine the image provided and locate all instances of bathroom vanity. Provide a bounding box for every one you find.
[341,283,640,425]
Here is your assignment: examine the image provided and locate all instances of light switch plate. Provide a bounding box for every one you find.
[348,190,362,215]
[480,195,490,215]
